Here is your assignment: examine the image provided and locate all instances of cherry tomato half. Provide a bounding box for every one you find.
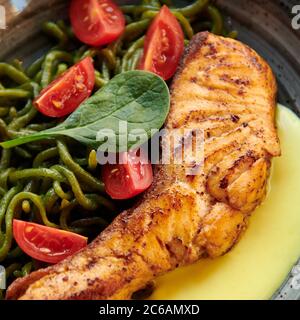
[102,149,153,200]
[13,220,88,264]
[70,0,125,47]
[34,57,95,118]
[139,5,184,80]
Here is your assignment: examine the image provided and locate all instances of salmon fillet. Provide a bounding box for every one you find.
[6,32,280,300]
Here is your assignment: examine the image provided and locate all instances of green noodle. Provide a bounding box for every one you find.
[121,37,145,73]
[175,0,209,17]
[41,51,73,88]
[57,140,105,193]
[15,147,32,159]
[42,22,68,47]
[0,63,30,84]
[123,19,151,42]
[207,5,224,35]
[33,147,58,168]
[53,180,73,201]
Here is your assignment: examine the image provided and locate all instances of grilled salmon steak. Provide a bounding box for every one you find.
[6,32,280,300]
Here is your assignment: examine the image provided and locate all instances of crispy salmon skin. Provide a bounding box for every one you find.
[6,32,280,300]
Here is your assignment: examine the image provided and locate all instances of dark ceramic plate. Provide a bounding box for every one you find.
[0,0,299,300]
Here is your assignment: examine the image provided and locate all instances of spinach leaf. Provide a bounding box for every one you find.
[0,71,170,151]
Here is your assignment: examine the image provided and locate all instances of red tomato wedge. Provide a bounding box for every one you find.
[139,5,184,80]
[102,149,153,200]
[70,0,125,47]
[34,57,95,118]
[13,220,88,264]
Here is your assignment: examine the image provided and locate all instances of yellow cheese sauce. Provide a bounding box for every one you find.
[151,104,300,300]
